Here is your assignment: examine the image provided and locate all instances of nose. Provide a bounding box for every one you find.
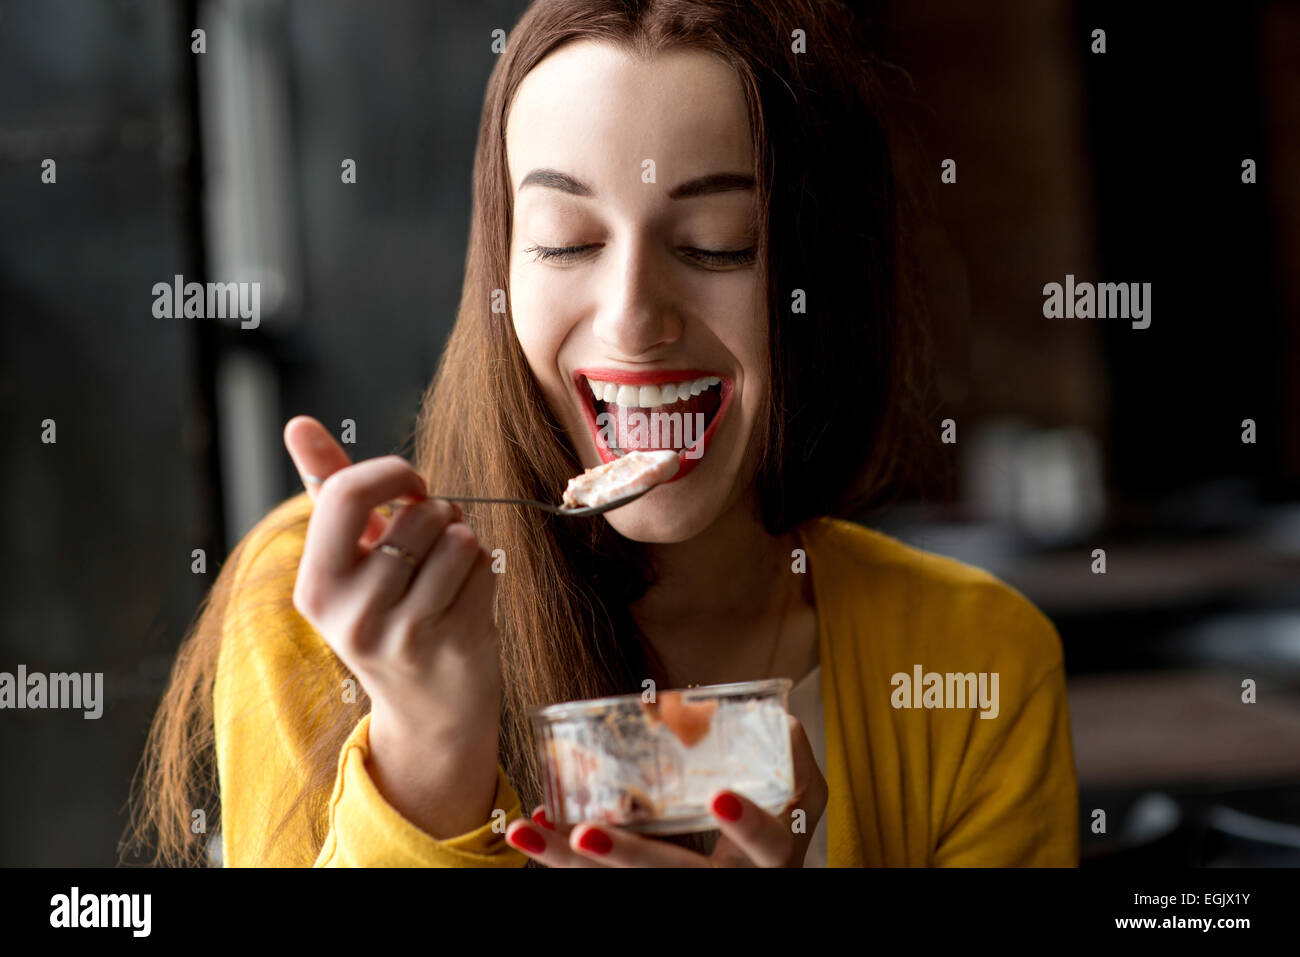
[590,235,683,357]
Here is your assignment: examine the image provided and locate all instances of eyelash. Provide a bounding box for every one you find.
[522,244,756,268]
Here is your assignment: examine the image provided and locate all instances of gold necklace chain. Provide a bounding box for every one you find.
[659,559,796,688]
[762,565,795,681]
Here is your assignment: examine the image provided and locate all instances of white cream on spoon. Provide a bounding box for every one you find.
[561,449,680,510]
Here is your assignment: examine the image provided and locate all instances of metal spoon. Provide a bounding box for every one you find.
[305,466,663,519]
[376,485,656,520]
[433,486,656,518]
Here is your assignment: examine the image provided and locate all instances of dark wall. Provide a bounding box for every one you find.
[0,0,530,866]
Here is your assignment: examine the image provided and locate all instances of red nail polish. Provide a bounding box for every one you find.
[576,827,612,854]
[532,807,555,830]
[712,792,743,822]
[509,825,546,854]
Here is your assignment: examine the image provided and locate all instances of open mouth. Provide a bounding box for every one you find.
[572,368,734,483]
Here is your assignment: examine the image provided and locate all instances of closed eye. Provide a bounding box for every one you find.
[680,246,757,268]
[521,243,756,269]
[521,243,597,263]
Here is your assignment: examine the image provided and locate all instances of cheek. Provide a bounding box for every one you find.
[508,264,589,434]
[717,278,768,442]
[691,272,767,381]
[508,263,571,375]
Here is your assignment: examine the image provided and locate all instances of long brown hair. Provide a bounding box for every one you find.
[126,0,928,867]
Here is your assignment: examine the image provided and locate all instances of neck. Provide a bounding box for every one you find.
[630,491,799,684]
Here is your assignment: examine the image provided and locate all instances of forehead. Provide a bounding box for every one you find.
[505,40,753,194]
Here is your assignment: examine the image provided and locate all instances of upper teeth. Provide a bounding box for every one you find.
[586,375,721,408]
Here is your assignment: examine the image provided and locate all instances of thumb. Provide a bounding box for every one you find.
[785,713,828,827]
[283,415,387,546]
[283,415,352,499]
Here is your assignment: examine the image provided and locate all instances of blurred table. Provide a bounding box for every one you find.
[1069,669,1300,786]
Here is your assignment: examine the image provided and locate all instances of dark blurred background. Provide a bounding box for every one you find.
[1,0,1297,866]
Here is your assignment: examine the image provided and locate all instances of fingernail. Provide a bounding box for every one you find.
[576,827,612,855]
[508,825,546,854]
[532,807,555,830]
[712,792,743,822]
[303,474,324,486]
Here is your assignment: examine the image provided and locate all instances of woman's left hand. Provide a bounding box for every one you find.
[506,714,827,867]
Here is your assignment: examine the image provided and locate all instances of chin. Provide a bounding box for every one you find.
[595,460,749,543]
[600,496,716,543]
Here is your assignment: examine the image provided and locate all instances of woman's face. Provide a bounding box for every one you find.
[506,41,767,543]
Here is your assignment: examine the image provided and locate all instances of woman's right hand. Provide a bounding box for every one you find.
[283,414,505,841]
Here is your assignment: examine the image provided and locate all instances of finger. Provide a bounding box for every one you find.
[301,456,428,580]
[566,823,712,868]
[354,497,461,609]
[365,495,460,550]
[391,521,483,625]
[284,416,390,546]
[784,713,829,830]
[284,416,352,499]
[428,542,497,640]
[504,819,609,868]
[709,833,758,868]
[706,789,794,868]
[529,804,570,836]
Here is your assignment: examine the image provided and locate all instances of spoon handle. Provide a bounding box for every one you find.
[377,488,651,519]
[437,494,562,513]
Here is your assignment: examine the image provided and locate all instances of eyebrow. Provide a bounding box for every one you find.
[518,168,755,199]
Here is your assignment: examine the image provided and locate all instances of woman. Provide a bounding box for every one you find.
[129,0,1078,868]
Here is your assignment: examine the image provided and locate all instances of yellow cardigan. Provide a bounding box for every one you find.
[214,493,1078,867]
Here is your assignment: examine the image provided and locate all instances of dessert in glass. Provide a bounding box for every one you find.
[530,678,794,834]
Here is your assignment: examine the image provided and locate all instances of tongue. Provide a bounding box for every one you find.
[606,389,720,451]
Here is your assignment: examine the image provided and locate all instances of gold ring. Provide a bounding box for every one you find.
[377,544,420,568]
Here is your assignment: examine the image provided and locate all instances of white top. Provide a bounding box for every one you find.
[785,663,828,867]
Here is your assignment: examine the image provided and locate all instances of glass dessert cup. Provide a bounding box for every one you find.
[530,678,794,835]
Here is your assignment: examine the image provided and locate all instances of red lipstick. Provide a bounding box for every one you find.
[572,367,719,386]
